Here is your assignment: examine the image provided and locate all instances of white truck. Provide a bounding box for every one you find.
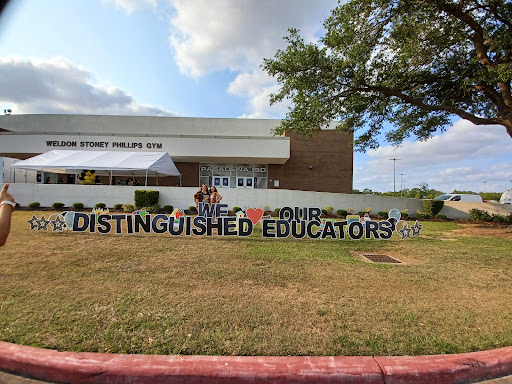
[434,194,483,202]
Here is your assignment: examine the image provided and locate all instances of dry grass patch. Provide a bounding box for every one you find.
[0,212,511,356]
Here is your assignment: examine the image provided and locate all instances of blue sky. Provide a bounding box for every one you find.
[0,0,511,193]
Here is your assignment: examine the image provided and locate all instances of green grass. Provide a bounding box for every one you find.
[1,212,511,356]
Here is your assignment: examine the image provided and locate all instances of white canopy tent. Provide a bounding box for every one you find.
[12,150,181,186]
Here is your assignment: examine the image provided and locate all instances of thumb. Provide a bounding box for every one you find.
[1,184,8,193]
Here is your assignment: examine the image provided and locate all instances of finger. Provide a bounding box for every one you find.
[1,183,8,193]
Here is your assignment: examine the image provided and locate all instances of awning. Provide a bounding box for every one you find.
[11,150,181,177]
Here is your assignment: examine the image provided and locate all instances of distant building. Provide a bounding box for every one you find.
[0,114,353,193]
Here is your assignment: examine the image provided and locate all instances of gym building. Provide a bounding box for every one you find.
[0,114,353,193]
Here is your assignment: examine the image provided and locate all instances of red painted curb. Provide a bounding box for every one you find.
[0,341,512,384]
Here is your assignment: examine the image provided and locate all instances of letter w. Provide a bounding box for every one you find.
[197,202,215,218]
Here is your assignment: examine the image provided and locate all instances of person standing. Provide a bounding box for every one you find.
[0,184,15,246]
[210,186,223,204]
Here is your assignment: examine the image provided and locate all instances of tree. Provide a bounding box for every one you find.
[263,0,512,151]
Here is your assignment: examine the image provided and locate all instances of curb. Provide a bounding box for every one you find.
[1,341,512,383]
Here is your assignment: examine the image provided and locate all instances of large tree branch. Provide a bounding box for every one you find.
[475,81,506,112]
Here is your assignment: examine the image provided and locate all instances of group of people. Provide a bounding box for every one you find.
[111,177,140,186]
[193,184,222,209]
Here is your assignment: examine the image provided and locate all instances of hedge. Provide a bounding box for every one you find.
[134,190,159,209]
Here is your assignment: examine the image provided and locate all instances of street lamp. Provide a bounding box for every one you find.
[388,158,401,197]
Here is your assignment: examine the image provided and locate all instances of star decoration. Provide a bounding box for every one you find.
[36,215,50,231]
[410,220,423,237]
[50,216,67,232]
[397,223,412,239]
[27,215,39,230]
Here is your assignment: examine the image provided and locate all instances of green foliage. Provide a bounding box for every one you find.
[324,206,334,214]
[29,202,40,209]
[52,202,64,210]
[163,205,174,213]
[123,204,135,213]
[434,214,447,220]
[233,207,242,213]
[188,206,197,213]
[468,208,492,222]
[416,212,430,219]
[337,209,348,217]
[377,211,388,218]
[113,204,124,211]
[400,212,409,218]
[95,203,106,209]
[274,208,281,213]
[143,204,160,214]
[423,200,444,217]
[263,1,512,151]
[479,192,502,201]
[357,211,366,216]
[322,209,328,215]
[134,190,159,209]
[491,214,508,223]
[72,202,84,210]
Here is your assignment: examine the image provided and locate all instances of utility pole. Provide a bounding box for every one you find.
[399,173,406,197]
[388,158,401,197]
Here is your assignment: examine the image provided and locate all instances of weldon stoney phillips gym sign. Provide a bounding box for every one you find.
[28,204,422,240]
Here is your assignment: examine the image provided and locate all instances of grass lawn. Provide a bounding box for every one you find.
[1,211,511,356]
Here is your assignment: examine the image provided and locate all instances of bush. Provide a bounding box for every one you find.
[52,202,65,210]
[274,208,281,213]
[322,209,328,215]
[434,214,447,220]
[29,202,40,209]
[357,211,366,216]
[233,206,242,213]
[401,211,409,218]
[95,203,106,209]
[134,190,159,209]
[377,211,388,218]
[188,205,197,213]
[469,208,492,222]
[123,204,135,213]
[491,213,507,223]
[423,200,444,217]
[263,205,270,212]
[324,206,334,214]
[72,202,84,210]
[113,204,123,210]
[144,204,160,214]
[416,211,430,219]
[163,204,174,213]
[337,209,348,217]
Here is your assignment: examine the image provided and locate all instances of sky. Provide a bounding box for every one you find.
[0,0,511,193]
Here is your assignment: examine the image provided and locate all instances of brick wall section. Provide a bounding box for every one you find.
[268,131,353,193]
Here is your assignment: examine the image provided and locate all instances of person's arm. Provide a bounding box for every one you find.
[0,184,15,246]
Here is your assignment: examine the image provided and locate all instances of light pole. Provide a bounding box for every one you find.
[399,173,406,197]
[388,158,401,197]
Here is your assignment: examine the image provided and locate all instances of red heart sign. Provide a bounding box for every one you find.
[246,208,264,225]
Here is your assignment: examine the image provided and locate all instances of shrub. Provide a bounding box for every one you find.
[491,214,507,223]
[113,204,123,210]
[324,206,334,214]
[416,211,430,219]
[29,202,40,209]
[233,206,242,213]
[337,209,348,217]
[263,205,270,212]
[434,214,447,220]
[468,208,492,222]
[123,204,135,213]
[134,190,159,209]
[423,200,444,217]
[274,208,281,213]
[163,204,174,213]
[401,211,409,218]
[188,205,197,213]
[144,204,160,214]
[322,209,328,215]
[357,211,366,216]
[95,203,106,209]
[52,202,65,210]
[377,211,388,218]
[72,202,84,210]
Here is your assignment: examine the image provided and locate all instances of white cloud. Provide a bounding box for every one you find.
[168,0,336,78]
[0,57,177,117]
[103,0,157,14]
[354,120,512,193]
